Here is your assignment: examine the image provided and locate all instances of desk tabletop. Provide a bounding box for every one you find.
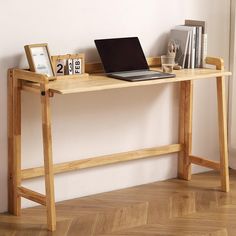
[46,68,231,95]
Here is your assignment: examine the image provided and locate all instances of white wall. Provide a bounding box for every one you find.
[229,0,236,168]
[0,0,230,211]
[230,80,236,149]
[230,79,236,149]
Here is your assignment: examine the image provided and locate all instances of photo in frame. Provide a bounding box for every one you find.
[24,43,55,77]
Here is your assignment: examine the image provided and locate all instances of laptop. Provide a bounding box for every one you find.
[94,37,176,82]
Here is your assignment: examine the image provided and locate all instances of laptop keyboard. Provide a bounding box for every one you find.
[111,70,161,78]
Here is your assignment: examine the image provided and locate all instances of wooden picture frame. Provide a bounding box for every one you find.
[24,43,55,77]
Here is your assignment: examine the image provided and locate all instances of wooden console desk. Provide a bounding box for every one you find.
[8,57,231,231]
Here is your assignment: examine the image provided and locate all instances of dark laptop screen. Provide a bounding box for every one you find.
[94,37,149,73]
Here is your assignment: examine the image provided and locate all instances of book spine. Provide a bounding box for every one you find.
[187,31,192,69]
[201,33,207,67]
[191,27,196,69]
[194,27,199,68]
[182,40,187,68]
[197,27,202,67]
[195,26,202,68]
[185,32,191,69]
[183,32,190,68]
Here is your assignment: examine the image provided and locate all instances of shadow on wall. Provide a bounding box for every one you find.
[0,53,26,115]
[149,32,170,56]
[76,32,170,62]
[0,53,27,74]
[78,47,100,62]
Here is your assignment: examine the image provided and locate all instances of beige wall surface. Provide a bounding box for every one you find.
[0,0,230,211]
[229,0,236,168]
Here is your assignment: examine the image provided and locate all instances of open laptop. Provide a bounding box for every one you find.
[94,37,176,82]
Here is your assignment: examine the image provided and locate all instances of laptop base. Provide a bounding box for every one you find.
[108,70,176,82]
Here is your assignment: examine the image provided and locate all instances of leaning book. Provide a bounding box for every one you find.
[169,29,190,68]
[174,25,196,69]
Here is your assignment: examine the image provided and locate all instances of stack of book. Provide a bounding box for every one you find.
[169,19,207,69]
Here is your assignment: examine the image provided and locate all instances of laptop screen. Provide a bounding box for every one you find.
[94,37,149,73]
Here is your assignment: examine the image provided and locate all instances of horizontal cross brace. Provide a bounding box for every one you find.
[21,144,182,180]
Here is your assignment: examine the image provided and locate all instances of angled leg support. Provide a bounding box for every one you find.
[40,83,56,231]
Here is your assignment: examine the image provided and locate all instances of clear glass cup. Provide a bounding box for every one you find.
[161,55,175,73]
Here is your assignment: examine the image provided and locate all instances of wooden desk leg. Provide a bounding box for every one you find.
[8,71,22,215]
[40,85,56,231]
[217,76,229,192]
[178,81,193,180]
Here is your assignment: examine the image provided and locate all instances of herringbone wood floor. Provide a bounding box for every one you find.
[1,170,236,236]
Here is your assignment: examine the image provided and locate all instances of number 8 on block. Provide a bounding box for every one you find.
[73,59,82,74]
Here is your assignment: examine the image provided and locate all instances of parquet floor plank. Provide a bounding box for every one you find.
[1,170,236,235]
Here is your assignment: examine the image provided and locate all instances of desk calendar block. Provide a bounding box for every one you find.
[56,60,65,76]
[67,59,73,75]
[51,53,85,78]
[73,59,82,74]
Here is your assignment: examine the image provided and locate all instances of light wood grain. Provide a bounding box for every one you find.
[85,61,105,74]
[1,171,236,235]
[185,80,193,180]
[17,67,231,96]
[146,57,161,67]
[21,144,182,180]
[21,81,41,94]
[190,155,221,170]
[200,57,229,192]
[205,57,224,70]
[16,56,232,96]
[8,56,231,232]
[40,82,56,231]
[178,81,186,179]
[10,74,22,216]
[24,43,55,76]
[14,69,48,83]
[217,76,230,192]
[47,68,231,95]
[7,69,14,213]
[178,81,193,180]
[17,187,46,206]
